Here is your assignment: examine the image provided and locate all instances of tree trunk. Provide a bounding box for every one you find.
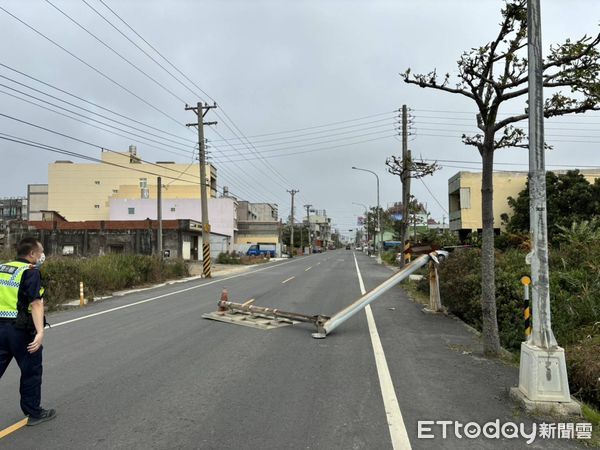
[480,144,501,356]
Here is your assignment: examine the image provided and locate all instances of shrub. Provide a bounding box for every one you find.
[566,330,600,408]
[382,250,397,265]
[40,254,189,309]
[216,251,241,264]
[415,236,600,408]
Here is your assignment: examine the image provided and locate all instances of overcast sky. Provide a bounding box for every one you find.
[1,0,599,236]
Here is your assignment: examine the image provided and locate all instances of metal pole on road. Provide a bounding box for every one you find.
[352,167,382,263]
[313,253,433,338]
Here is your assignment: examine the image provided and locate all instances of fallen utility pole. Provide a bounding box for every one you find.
[312,253,433,338]
[217,300,330,328]
[204,251,446,337]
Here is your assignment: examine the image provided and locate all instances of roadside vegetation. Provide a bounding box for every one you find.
[0,251,189,310]
[411,171,600,411]
[216,251,270,265]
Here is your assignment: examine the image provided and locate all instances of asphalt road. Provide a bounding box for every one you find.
[0,251,587,449]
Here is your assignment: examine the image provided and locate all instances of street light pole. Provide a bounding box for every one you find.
[352,167,382,264]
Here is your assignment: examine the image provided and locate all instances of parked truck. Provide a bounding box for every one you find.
[246,243,276,257]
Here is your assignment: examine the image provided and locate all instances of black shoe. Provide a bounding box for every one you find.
[27,408,57,426]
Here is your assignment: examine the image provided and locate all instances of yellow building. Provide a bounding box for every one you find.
[48,146,217,221]
[448,170,600,240]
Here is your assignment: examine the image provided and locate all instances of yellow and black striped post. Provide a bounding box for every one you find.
[404,241,411,264]
[521,276,531,338]
[202,241,211,278]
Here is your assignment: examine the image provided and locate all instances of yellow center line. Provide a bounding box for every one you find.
[0,418,28,439]
[305,266,312,272]
[282,276,295,284]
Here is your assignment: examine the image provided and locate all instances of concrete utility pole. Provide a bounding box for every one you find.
[186,102,217,278]
[304,204,312,254]
[157,176,163,257]
[352,167,382,264]
[287,189,299,257]
[401,104,411,267]
[512,0,578,414]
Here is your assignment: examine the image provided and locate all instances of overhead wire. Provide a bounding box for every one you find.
[0,5,186,129]
[0,112,202,183]
[80,0,292,203]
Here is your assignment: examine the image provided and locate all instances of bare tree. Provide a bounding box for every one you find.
[402,0,600,356]
[386,154,440,245]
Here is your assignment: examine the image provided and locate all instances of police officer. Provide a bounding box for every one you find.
[0,237,56,426]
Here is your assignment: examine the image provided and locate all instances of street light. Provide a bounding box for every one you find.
[351,166,382,263]
[352,202,369,249]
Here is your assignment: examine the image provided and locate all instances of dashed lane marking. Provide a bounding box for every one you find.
[51,257,303,328]
[282,276,295,284]
[305,266,312,272]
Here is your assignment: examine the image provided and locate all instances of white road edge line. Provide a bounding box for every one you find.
[51,257,301,328]
[353,253,412,450]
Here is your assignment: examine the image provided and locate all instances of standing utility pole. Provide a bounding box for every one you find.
[157,176,163,257]
[401,104,411,267]
[512,0,577,413]
[287,189,299,257]
[186,102,217,278]
[304,204,312,254]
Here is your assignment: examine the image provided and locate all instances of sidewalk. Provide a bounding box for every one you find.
[366,262,588,449]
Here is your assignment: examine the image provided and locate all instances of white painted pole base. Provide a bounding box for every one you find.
[517,341,573,403]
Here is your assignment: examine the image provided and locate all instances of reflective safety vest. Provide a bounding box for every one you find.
[0,261,42,319]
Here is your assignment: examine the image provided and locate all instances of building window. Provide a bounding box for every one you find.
[128,207,135,215]
[95,180,100,185]
[94,204,100,209]
[112,189,119,194]
[170,207,176,212]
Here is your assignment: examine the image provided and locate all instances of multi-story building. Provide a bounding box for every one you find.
[47,146,217,221]
[235,201,280,245]
[237,201,278,222]
[0,197,28,247]
[448,170,600,240]
[27,184,48,221]
[308,209,332,249]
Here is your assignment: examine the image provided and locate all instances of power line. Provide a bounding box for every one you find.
[215,134,398,164]
[0,133,201,184]
[0,84,195,157]
[0,112,202,183]
[0,5,186,130]
[0,66,277,203]
[44,0,188,104]
[417,177,449,216]
[0,62,195,143]
[212,121,396,151]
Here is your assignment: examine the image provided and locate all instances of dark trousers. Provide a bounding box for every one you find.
[0,321,43,417]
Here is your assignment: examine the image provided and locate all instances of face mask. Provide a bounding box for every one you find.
[35,253,46,269]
